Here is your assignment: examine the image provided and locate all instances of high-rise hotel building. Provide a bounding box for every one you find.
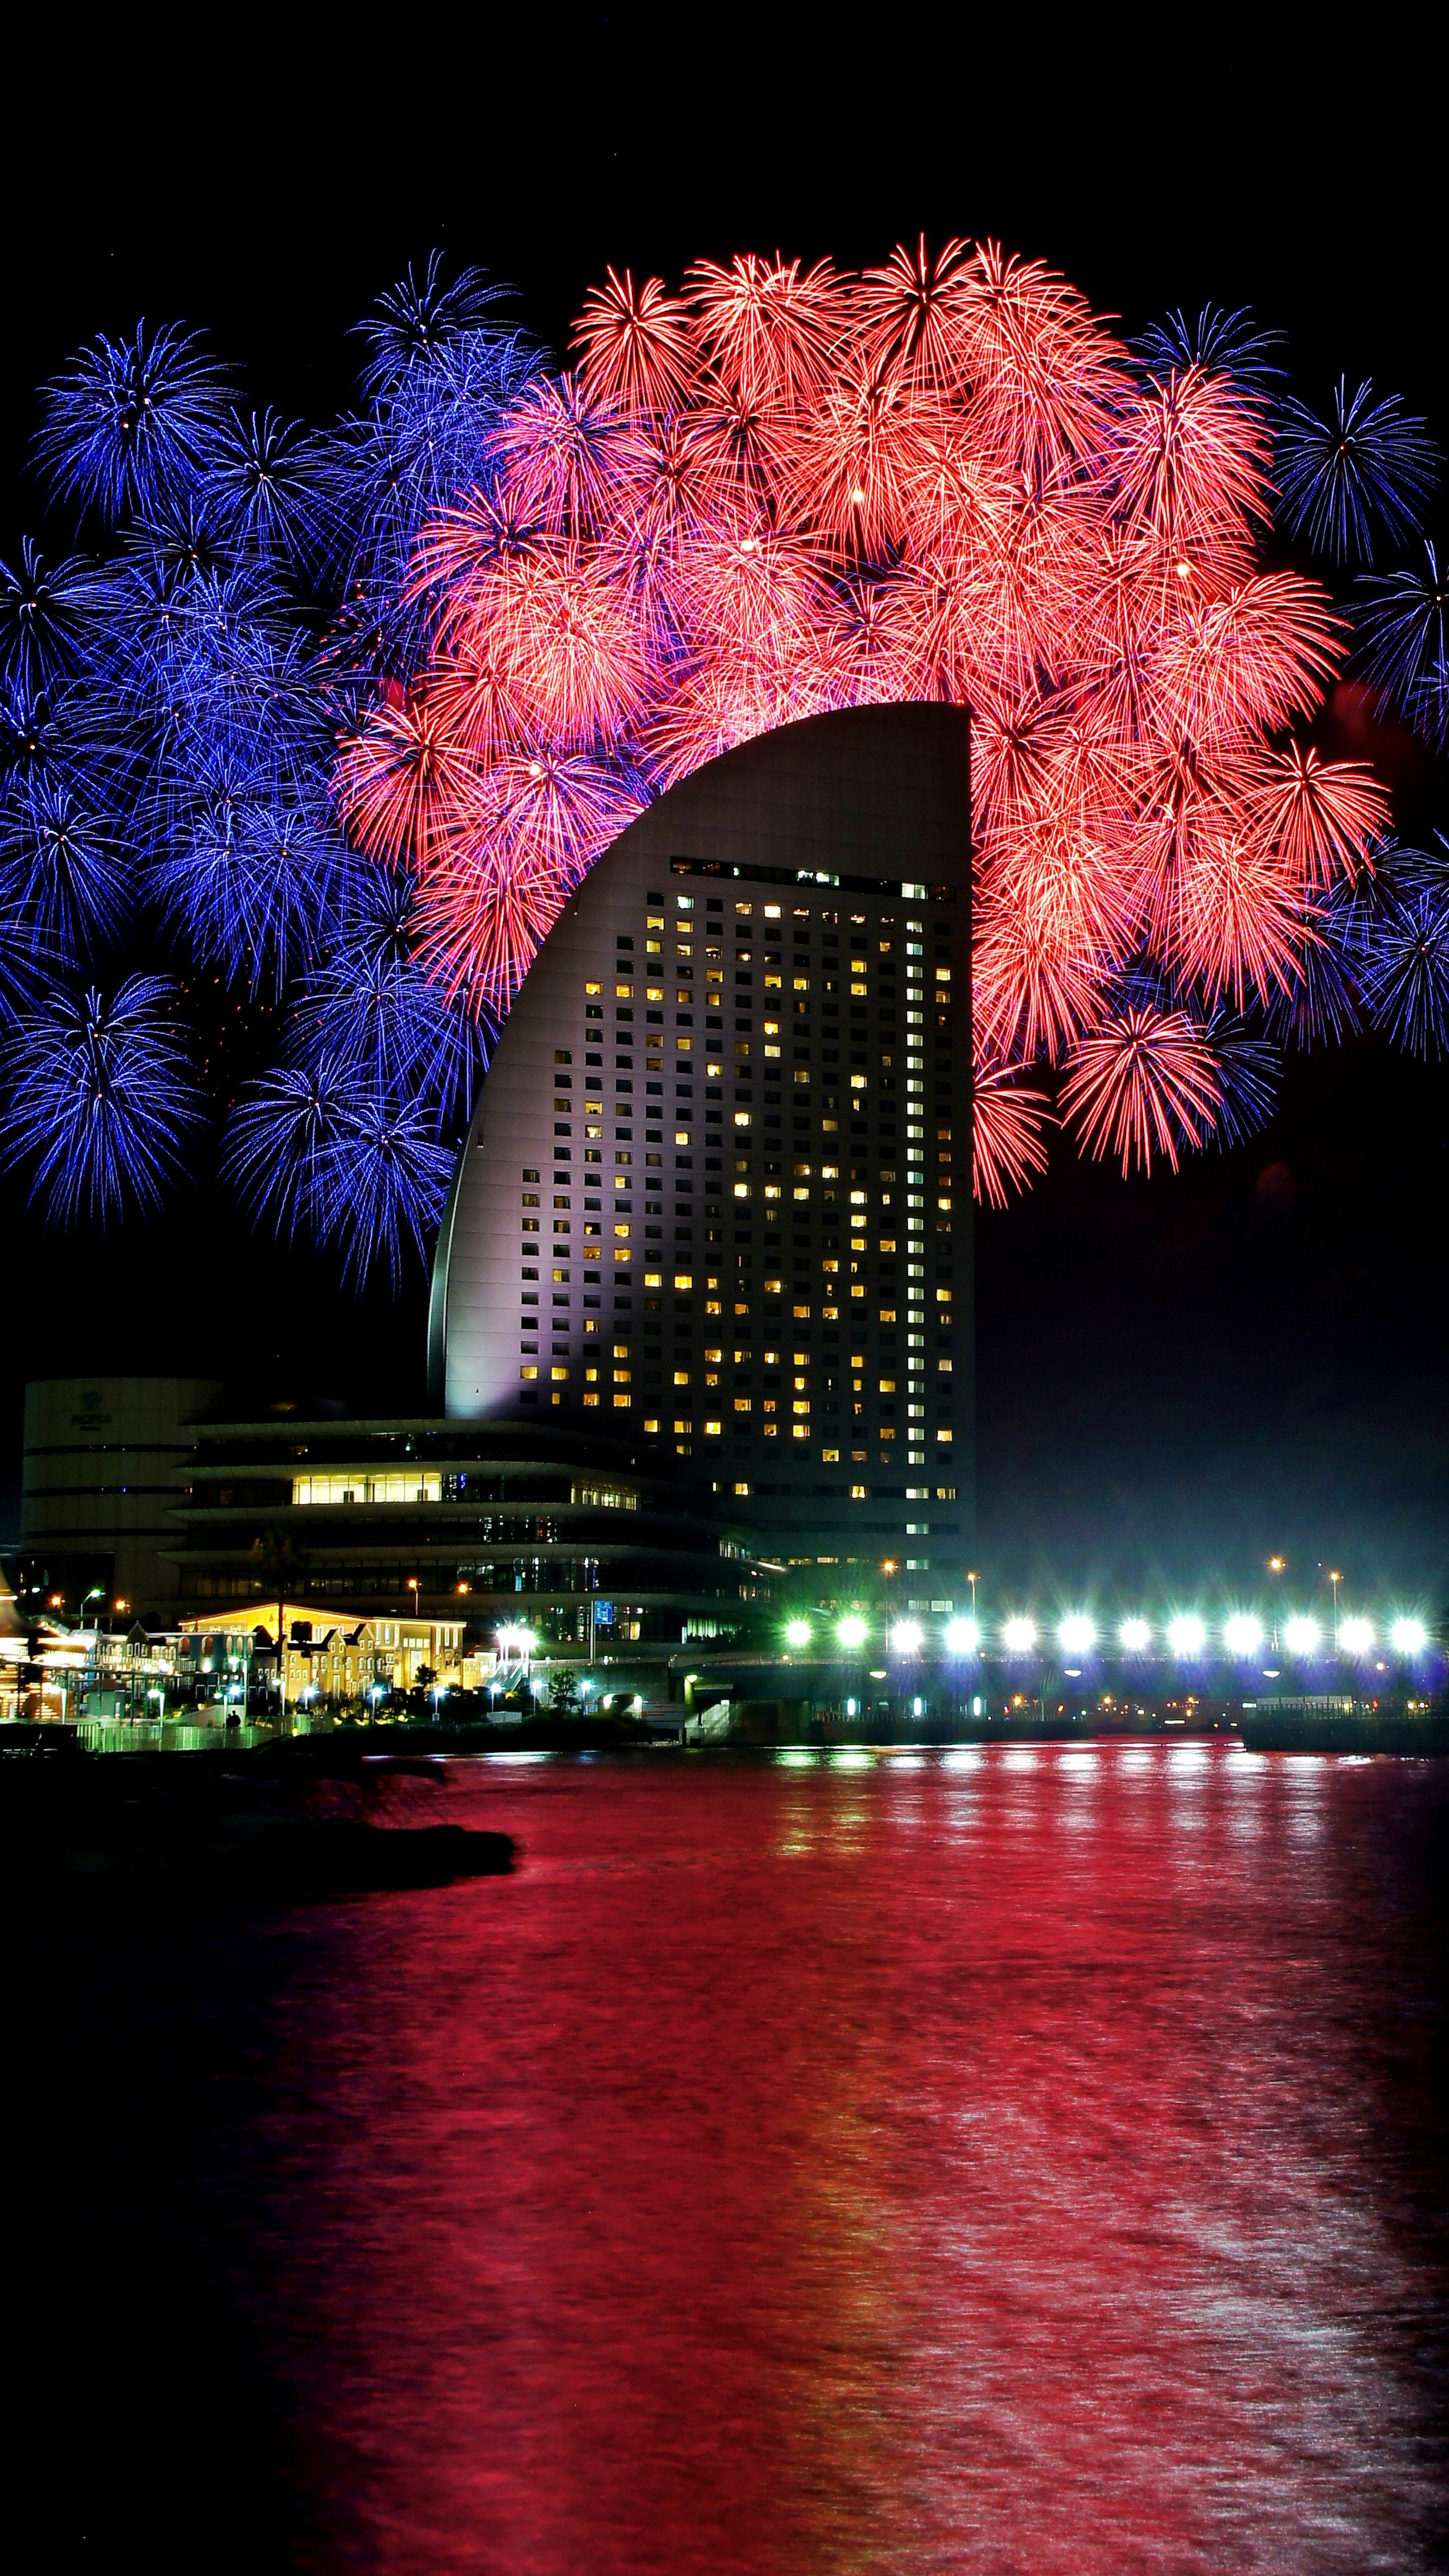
[429,703,972,1567]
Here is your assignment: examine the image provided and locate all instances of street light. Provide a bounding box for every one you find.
[890,1621,923,1654]
[1002,1615,1035,1652]
[1390,1616,1427,1656]
[1166,1613,1206,1655]
[944,1617,979,1653]
[784,1619,812,1648]
[837,1615,868,1648]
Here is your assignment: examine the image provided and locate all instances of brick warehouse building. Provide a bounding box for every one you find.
[430,702,972,1577]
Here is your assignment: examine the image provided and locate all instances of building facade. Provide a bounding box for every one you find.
[429,703,972,1580]
[15,1376,224,1619]
[175,1604,469,1709]
[166,1415,774,1655]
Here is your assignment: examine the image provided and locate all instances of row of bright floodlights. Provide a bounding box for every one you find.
[491,1612,1434,1660]
[780,1611,1432,1658]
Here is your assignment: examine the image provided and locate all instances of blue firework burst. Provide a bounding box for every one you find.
[0,541,105,692]
[1,973,204,1221]
[355,255,520,401]
[1201,1013,1279,1143]
[1357,875,1449,1057]
[150,780,349,996]
[200,407,326,567]
[223,1052,454,1289]
[317,306,543,674]
[222,1057,352,1242]
[319,1094,455,1290]
[35,322,231,528]
[1134,305,1283,394]
[294,946,486,1126]
[1277,378,1440,566]
[0,775,132,971]
[1355,541,1449,749]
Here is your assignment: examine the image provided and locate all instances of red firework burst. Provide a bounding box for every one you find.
[1061,1008,1221,1175]
[334,237,1391,1196]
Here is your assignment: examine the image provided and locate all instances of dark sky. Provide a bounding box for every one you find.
[2,15,1445,1599]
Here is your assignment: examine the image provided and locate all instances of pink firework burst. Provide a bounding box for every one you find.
[1061,1007,1221,1175]
[335,237,1392,1197]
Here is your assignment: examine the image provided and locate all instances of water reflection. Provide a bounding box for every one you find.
[20,1744,1449,2572]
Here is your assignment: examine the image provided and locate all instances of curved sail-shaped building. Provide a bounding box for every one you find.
[429,702,972,1562]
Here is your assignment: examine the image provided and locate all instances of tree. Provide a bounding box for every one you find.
[249,1525,310,1712]
[546,1666,581,1719]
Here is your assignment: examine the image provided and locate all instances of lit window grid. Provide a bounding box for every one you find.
[495,875,960,1489]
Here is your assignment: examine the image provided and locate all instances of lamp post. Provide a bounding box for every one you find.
[1329,1570,1342,1651]
[1267,1556,1285,1653]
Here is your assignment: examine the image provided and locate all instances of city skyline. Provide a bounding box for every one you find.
[1,53,1445,1594]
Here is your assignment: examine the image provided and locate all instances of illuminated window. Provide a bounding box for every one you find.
[293,1472,443,1503]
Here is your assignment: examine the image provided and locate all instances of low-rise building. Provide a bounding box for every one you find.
[176,1603,472,1710]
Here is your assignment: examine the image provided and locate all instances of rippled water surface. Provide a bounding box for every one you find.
[17,1745,1449,2571]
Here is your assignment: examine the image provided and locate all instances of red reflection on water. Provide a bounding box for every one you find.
[245,1746,1448,2573]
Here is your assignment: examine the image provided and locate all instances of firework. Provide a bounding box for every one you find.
[1355,541,1449,750]
[0,774,130,969]
[1061,1009,1221,1175]
[223,1058,455,1289]
[970,1058,1054,1209]
[574,269,698,413]
[37,323,231,526]
[355,256,518,400]
[203,408,324,566]
[0,541,104,692]
[149,786,346,998]
[1277,378,1439,566]
[10,242,1434,1271]
[1133,305,1283,395]
[1358,879,1449,1058]
[2,975,203,1220]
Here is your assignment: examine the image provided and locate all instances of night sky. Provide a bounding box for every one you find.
[2,20,1444,1599]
